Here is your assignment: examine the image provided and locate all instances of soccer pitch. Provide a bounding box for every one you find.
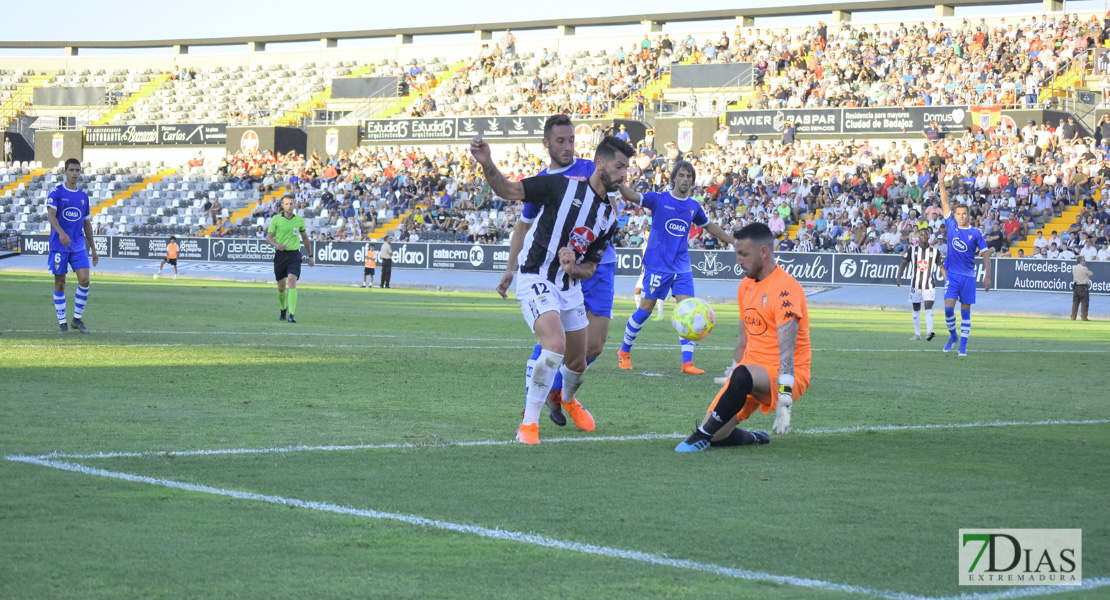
[1,272,1107,599]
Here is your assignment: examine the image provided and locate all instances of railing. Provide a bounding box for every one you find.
[673,70,752,117]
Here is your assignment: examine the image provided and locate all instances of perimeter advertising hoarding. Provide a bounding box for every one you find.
[360,116,643,144]
[15,236,1106,294]
[85,124,227,146]
[725,106,969,137]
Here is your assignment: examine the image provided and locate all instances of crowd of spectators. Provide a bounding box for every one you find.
[692,13,1109,110]
[411,12,1110,120]
[191,113,1110,262]
[641,118,1110,259]
[425,28,675,118]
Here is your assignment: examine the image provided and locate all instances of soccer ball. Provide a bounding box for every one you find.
[672,298,715,341]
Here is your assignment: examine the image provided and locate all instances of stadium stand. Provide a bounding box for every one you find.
[2,7,1110,259]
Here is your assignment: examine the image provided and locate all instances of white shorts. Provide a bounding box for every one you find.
[909,287,936,304]
[516,272,589,333]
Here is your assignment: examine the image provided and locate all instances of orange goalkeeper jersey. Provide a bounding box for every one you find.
[736,265,811,374]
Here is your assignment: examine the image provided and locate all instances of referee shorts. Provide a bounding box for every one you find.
[274,250,303,281]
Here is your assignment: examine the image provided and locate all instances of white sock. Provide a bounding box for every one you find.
[925,310,934,334]
[912,311,921,336]
[524,349,562,425]
[558,364,587,406]
[656,301,665,317]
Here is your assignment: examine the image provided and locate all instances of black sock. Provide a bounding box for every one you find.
[699,366,754,437]
[709,428,757,447]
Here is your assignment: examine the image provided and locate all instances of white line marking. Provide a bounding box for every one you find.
[6,456,1106,600]
[799,419,1110,435]
[16,420,1109,461]
[0,329,531,342]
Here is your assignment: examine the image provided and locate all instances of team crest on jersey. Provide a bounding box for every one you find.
[762,295,767,307]
[569,226,596,254]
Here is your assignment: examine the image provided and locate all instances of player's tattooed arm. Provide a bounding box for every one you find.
[777,318,799,378]
[479,161,525,200]
[470,136,525,200]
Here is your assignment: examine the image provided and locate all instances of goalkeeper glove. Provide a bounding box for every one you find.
[773,374,794,435]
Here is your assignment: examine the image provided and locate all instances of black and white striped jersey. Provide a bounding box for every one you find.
[519,174,618,290]
[903,244,941,290]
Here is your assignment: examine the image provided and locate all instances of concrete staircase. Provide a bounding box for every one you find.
[0,168,47,198]
[89,168,177,218]
[366,211,411,241]
[0,74,52,130]
[1011,205,1083,254]
[374,61,467,118]
[273,65,379,126]
[203,185,287,236]
[611,73,670,119]
[92,73,172,126]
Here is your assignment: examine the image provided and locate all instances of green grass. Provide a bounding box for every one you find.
[1,273,1107,599]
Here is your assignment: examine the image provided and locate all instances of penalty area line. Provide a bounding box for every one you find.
[14,420,1109,461]
[5,456,1107,600]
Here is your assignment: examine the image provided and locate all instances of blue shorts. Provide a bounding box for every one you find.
[48,250,91,275]
[581,261,616,319]
[944,273,977,305]
[642,269,695,301]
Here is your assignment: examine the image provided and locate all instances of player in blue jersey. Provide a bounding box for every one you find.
[616,160,735,373]
[488,114,613,431]
[937,162,992,356]
[46,158,99,334]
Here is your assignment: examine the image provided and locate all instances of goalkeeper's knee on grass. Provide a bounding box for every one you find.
[700,366,754,437]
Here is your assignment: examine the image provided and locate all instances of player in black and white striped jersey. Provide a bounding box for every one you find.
[472,134,633,445]
[897,228,945,341]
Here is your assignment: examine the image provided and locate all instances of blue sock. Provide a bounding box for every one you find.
[53,291,66,324]
[557,356,596,395]
[944,306,957,340]
[959,309,971,352]
[680,339,695,363]
[621,308,652,353]
[525,344,542,394]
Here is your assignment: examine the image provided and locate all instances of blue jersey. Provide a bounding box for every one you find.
[944,214,986,278]
[47,184,91,252]
[531,158,618,265]
[641,191,708,274]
